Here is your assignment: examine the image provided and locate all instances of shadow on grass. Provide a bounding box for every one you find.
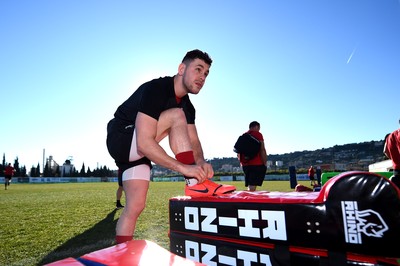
[39,209,119,265]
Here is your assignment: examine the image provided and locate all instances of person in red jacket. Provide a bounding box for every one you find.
[4,163,15,190]
[384,120,400,189]
[238,121,268,191]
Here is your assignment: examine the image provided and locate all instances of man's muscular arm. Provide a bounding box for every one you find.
[135,112,208,181]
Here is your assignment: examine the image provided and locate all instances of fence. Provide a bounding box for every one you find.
[0,174,309,184]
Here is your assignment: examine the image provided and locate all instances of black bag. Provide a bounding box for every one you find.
[233,133,261,160]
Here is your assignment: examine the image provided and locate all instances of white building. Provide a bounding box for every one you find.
[369,159,392,172]
[60,159,75,177]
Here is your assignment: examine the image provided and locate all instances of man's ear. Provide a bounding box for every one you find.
[178,63,186,76]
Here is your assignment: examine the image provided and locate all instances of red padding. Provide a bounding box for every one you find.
[80,239,205,266]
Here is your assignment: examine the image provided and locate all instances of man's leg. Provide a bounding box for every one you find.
[115,169,150,244]
[116,130,152,244]
[116,168,124,209]
[156,108,235,196]
[156,108,198,185]
[116,186,124,209]
[248,185,256,191]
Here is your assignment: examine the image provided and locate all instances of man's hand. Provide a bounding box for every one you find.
[198,161,214,180]
[181,162,214,184]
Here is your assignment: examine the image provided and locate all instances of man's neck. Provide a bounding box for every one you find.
[173,75,187,98]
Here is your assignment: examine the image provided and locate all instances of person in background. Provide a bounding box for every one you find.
[308,165,317,186]
[315,165,322,186]
[383,120,400,189]
[4,163,15,190]
[238,121,267,191]
[106,49,236,244]
[116,169,124,209]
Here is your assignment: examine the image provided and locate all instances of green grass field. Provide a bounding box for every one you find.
[0,180,307,266]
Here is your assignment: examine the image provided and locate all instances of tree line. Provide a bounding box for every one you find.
[1,154,116,178]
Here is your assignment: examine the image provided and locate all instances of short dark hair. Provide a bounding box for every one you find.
[182,49,212,66]
[249,121,260,129]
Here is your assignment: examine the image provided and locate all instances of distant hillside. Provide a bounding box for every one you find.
[266,139,387,171]
[210,140,387,170]
[152,139,388,175]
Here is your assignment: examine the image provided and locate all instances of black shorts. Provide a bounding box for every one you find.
[242,165,266,187]
[5,175,12,180]
[106,118,135,164]
[106,118,151,174]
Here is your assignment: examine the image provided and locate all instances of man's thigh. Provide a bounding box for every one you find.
[155,108,187,142]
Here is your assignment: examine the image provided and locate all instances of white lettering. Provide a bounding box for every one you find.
[201,243,217,266]
[348,233,360,244]
[261,210,287,240]
[183,240,273,266]
[219,216,238,227]
[183,207,287,241]
[218,255,237,266]
[184,207,199,231]
[185,240,200,262]
[260,254,273,266]
[238,209,260,238]
[347,222,357,234]
[342,201,362,244]
[237,250,258,266]
[201,208,218,233]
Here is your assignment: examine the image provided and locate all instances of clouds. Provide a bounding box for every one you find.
[347,47,357,64]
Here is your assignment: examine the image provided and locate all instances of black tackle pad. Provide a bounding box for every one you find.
[169,171,400,261]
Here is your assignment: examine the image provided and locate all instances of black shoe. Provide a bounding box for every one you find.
[116,204,124,209]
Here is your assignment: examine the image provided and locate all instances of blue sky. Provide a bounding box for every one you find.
[1,0,399,171]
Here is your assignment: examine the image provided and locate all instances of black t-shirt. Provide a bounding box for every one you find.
[113,76,195,126]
